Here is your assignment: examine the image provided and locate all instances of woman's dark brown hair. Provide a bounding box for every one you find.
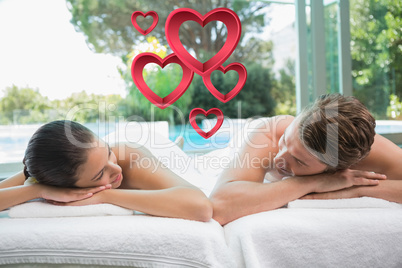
[298,94,376,171]
[23,120,96,187]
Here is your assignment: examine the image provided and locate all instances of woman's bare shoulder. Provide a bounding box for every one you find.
[110,142,149,157]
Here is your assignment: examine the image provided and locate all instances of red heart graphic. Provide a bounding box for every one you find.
[165,8,241,76]
[131,53,194,109]
[189,108,224,139]
[203,63,247,103]
[131,11,159,35]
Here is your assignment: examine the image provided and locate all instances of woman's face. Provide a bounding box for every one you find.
[273,118,328,177]
[74,139,123,189]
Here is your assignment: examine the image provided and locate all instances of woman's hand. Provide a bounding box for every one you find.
[307,169,386,193]
[47,190,107,206]
[35,184,111,203]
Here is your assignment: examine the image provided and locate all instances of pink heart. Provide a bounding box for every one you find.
[131,53,194,109]
[131,11,159,35]
[189,108,224,139]
[165,8,241,76]
[203,63,247,103]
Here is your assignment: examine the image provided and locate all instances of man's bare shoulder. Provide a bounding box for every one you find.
[245,115,294,141]
[212,115,295,186]
[230,115,294,171]
[352,134,402,180]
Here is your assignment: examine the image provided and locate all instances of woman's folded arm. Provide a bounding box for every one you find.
[0,184,42,211]
[102,186,212,222]
[50,186,212,222]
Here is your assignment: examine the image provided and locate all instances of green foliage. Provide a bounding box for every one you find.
[350,0,402,118]
[66,0,271,65]
[118,37,193,124]
[387,94,402,119]
[189,63,276,119]
[0,85,51,124]
[0,85,50,111]
[65,0,301,122]
[271,59,296,115]
[0,86,125,125]
[325,3,340,94]
[52,91,126,123]
[125,63,193,124]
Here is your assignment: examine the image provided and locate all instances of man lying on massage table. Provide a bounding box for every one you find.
[210,94,402,225]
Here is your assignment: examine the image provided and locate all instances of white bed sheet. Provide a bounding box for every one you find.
[2,128,402,267]
[0,215,234,267]
[224,206,402,268]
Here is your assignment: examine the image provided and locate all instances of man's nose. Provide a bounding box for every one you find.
[276,149,288,160]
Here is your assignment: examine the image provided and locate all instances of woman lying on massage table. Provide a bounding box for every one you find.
[0,120,212,221]
[211,94,402,225]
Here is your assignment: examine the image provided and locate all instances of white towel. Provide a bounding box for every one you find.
[288,196,402,209]
[224,207,402,268]
[8,200,134,218]
[0,215,234,267]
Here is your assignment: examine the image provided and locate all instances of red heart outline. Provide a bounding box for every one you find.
[131,11,159,35]
[189,108,224,139]
[131,53,194,109]
[165,8,241,76]
[203,63,247,103]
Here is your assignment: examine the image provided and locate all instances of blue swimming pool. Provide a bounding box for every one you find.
[1,120,401,164]
[82,122,231,151]
[0,122,232,164]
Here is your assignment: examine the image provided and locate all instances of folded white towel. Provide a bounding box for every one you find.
[0,215,234,267]
[9,201,134,218]
[225,207,402,267]
[288,196,402,209]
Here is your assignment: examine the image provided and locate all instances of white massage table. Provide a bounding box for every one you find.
[2,198,401,267]
[1,214,232,267]
[1,126,402,267]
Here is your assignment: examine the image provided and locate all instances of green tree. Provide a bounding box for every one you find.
[65,0,277,121]
[350,0,402,118]
[66,0,271,64]
[272,59,296,115]
[118,36,194,123]
[387,94,402,120]
[189,63,276,119]
[0,85,51,124]
[0,85,127,125]
[325,2,340,95]
[53,91,125,123]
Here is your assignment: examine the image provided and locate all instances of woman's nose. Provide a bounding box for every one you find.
[109,162,122,175]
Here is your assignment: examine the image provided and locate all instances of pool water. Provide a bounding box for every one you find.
[1,120,401,164]
[0,123,232,164]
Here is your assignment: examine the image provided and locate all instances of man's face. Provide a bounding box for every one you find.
[274,118,328,177]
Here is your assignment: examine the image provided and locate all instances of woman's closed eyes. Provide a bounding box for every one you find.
[92,144,112,182]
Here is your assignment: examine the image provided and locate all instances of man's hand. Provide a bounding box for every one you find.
[301,186,362,200]
[308,169,386,193]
